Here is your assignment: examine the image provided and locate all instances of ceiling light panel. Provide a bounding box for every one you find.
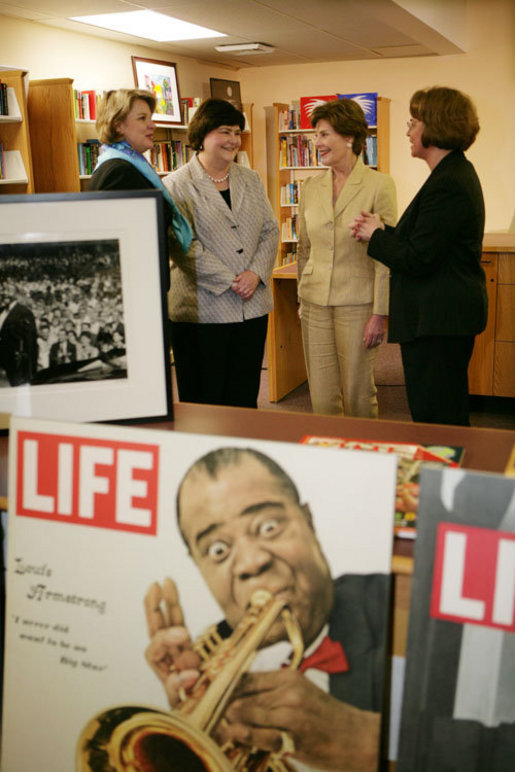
[70,10,227,42]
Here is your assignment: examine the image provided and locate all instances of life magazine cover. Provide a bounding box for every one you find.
[2,415,397,772]
[398,467,515,771]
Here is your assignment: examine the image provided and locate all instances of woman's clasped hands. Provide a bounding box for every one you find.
[349,211,385,243]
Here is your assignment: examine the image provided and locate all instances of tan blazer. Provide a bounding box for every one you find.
[164,156,279,324]
[297,158,397,314]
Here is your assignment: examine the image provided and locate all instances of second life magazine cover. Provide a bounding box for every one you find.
[2,415,398,772]
[397,466,515,771]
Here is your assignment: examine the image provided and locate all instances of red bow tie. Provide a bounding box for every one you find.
[299,635,349,674]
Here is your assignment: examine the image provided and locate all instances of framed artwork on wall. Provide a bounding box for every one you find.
[132,56,183,125]
[209,77,242,112]
[0,190,173,423]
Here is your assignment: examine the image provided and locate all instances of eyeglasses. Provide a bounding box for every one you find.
[406,118,419,130]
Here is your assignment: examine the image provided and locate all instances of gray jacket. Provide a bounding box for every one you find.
[164,156,279,323]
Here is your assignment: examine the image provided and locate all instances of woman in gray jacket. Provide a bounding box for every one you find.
[164,98,279,408]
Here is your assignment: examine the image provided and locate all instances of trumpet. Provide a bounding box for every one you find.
[77,589,304,771]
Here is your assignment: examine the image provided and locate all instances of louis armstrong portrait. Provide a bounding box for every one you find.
[144,447,391,771]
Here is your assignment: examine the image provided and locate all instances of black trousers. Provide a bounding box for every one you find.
[170,315,268,409]
[401,335,476,426]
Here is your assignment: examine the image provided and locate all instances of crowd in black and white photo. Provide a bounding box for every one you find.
[0,241,127,387]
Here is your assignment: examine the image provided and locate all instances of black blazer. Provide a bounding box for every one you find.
[89,158,172,290]
[368,151,487,343]
[216,573,389,714]
[0,302,38,385]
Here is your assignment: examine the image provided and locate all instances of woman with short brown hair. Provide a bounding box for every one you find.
[351,87,486,426]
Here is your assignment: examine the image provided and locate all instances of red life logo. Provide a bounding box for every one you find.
[431,522,515,632]
[16,431,159,534]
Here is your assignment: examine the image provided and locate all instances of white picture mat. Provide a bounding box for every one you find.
[133,58,181,123]
[0,195,169,422]
[2,416,397,771]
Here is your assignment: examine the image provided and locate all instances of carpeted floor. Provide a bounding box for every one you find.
[257,341,515,431]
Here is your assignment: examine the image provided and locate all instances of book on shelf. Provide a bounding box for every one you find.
[364,135,377,167]
[280,134,321,168]
[281,214,298,242]
[278,104,301,131]
[281,245,298,265]
[299,95,337,129]
[0,81,8,115]
[0,143,5,178]
[301,435,464,539]
[180,96,193,124]
[73,89,99,120]
[77,139,100,176]
[280,180,304,205]
[150,140,190,174]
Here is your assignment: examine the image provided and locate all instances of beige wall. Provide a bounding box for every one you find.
[1,0,513,231]
[240,0,514,232]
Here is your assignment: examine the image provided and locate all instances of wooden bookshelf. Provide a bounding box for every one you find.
[26,86,254,192]
[0,69,34,194]
[28,77,80,192]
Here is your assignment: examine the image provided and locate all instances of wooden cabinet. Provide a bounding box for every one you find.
[468,234,515,397]
[28,77,80,192]
[0,69,34,194]
[268,97,390,268]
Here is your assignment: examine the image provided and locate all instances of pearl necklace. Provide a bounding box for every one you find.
[207,171,230,183]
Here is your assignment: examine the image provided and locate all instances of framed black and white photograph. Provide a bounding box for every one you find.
[0,191,172,423]
[209,77,242,112]
[132,56,183,125]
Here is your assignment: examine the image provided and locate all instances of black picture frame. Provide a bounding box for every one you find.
[0,191,172,423]
[209,77,242,112]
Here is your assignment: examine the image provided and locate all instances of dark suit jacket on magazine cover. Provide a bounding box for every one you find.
[0,301,38,385]
[398,469,515,772]
[217,573,390,713]
[367,150,487,344]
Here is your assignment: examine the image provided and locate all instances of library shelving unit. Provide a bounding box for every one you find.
[270,98,390,268]
[0,69,34,194]
[27,81,254,191]
[266,96,390,401]
[28,77,81,192]
[152,101,254,172]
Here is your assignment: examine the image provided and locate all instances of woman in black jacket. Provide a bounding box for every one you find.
[351,86,487,426]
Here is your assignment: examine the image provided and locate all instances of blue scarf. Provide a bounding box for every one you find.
[95,141,192,254]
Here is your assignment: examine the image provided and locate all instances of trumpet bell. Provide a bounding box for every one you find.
[77,705,231,771]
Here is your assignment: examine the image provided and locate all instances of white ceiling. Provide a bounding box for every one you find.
[0,0,467,68]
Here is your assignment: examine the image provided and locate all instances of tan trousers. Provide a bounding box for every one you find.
[301,301,378,418]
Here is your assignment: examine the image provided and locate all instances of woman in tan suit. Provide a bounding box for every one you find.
[298,98,397,417]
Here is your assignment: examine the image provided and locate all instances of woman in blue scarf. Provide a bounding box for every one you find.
[89,89,191,254]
